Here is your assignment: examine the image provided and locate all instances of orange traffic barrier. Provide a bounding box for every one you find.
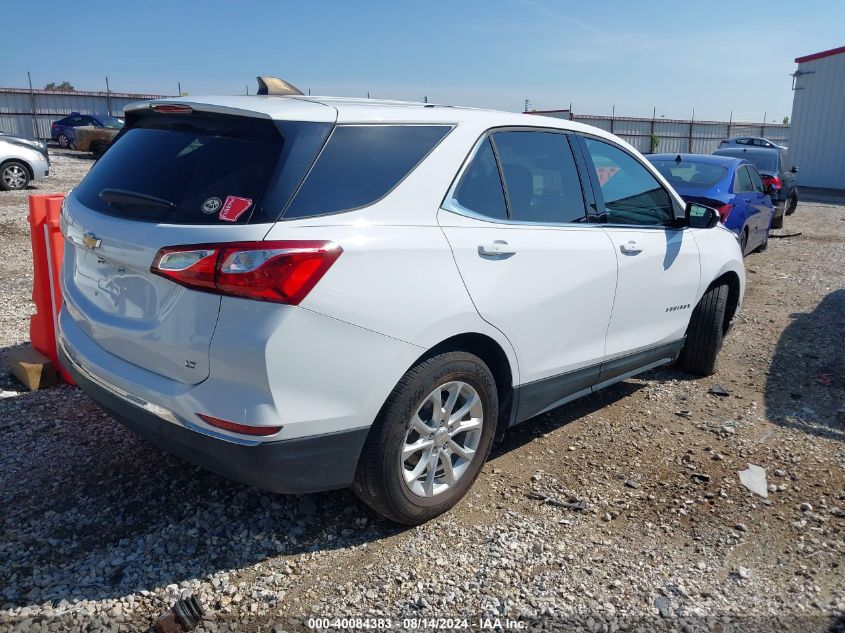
[28,193,74,384]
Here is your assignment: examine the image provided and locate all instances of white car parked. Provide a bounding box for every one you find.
[0,132,50,191]
[59,81,745,524]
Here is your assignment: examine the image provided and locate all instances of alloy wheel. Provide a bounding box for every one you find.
[400,381,483,498]
[2,165,27,190]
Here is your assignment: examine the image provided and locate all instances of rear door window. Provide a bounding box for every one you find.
[747,167,765,193]
[284,124,452,219]
[73,112,332,224]
[491,130,587,223]
[735,166,754,192]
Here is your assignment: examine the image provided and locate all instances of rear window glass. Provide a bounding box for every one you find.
[74,112,331,224]
[715,150,778,175]
[650,160,728,188]
[284,125,452,219]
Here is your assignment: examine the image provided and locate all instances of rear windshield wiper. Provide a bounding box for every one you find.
[99,188,177,209]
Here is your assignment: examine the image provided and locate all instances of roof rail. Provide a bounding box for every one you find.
[256,76,303,96]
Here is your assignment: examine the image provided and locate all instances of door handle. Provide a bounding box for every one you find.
[619,240,642,255]
[478,241,517,256]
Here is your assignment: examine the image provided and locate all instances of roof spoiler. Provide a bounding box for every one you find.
[256,76,303,96]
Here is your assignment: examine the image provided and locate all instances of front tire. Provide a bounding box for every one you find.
[353,351,498,525]
[57,133,70,148]
[677,283,729,377]
[0,161,30,191]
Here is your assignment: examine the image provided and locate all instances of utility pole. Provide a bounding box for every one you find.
[177,81,182,97]
[423,96,428,103]
[524,98,532,113]
[105,76,112,116]
[610,105,615,134]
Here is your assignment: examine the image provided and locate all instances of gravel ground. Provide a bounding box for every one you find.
[1,150,843,633]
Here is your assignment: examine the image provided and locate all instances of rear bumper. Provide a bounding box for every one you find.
[61,344,369,494]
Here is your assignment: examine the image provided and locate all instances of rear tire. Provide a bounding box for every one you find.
[785,191,798,215]
[0,161,30,191]
[677,283,729,377]
[754,231,769,253]
[57,133,70,149]
[739,228,748,256]
[353,351,498,525]
[771,209,784,229]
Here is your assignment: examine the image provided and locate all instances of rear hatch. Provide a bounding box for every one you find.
[61,100,336,384]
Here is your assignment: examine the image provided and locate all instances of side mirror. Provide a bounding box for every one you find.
[790,165,798,173]
[685,202,720,229]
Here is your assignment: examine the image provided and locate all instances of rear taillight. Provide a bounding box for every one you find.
[762,175,783,190]
[151,240,342,305]
[197,413,281,437]
[716,204,734,223]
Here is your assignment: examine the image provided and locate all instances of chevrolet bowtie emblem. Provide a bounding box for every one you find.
[82,232,101,249]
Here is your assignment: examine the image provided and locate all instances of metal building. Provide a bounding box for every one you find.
[789,45,845,189]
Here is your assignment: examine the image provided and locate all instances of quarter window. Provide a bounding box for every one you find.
[491,131,586,223]
[581,137,675,226]
[451,138,508,221]
[285,125,451,219]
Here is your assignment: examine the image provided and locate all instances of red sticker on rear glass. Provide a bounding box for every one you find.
[218,196,253,222]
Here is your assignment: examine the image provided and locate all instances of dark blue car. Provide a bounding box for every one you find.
[50,112,123,148]
[648,153,774,256]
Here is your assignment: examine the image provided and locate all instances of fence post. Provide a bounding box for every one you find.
[688,109,694,152]
[650,107,656,154]
[27,71,38,140]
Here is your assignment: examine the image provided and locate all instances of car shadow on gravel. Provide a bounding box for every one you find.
[0,382,406,608]
[492,380,644,457]
[764,288,845,441]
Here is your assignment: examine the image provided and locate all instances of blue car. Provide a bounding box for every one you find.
[647,153,774,256]
[50,112,123,148]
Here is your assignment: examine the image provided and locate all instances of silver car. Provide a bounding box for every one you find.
[0,132,50,191]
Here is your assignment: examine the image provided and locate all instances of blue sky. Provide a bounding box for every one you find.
[5,0,843,122]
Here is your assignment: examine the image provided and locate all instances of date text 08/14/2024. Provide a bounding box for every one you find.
[307,617,527,630]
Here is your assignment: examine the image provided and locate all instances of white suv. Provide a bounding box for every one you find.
[59,89,744,524]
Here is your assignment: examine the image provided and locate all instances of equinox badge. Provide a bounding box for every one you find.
[81,232,101,250]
